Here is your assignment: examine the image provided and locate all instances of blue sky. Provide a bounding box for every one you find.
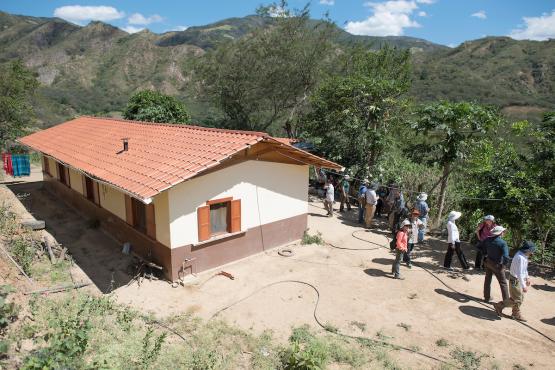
[2,1,555,46]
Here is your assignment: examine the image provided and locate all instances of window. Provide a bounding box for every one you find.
[198,198,241,242]
[84,177,95,202]
[43,157,50,176]
[57,163,69,187]
[124,195,156,239]
[131,198,147,233]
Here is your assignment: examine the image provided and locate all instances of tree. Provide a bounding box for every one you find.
[300,46,411,174]
[410,101,501,226]
[193,1,335,135]
[123,90,190,124]
[0,60,39,148]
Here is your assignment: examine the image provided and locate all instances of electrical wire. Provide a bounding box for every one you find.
[209,279,457,367]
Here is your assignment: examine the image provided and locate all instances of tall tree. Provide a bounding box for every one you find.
[300,46,411,173]
[0,60,39,148]
[410,101,501,226]
[123,90,190,124]
[193,1,335,135]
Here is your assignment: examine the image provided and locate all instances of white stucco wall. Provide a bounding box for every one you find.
[98,183,126,221]
[167,160,308,248]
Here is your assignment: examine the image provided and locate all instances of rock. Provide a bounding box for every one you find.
[21,219,45,230]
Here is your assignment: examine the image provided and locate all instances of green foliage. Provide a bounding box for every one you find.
[301,46,411,176]
[282,340,327,370]
[194,2,335,134]
[0,285,17,331]
[301,230,324,245]
[450,347,483,370]
[9,237,35,276]
[0,60,39,148]
[139,326,167,369]
[436,338,449,347]
[123,90,190,124]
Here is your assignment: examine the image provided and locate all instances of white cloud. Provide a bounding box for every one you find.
[320,0,335,5]
[418,11,427,17]
[128,13,163,25]
[54,5,124,24]
[346,1,421,36]
[122,25,145,34]
[167,25,188,32]
[416,0,435,4]
[471,10,487,20]
[509,10,555,41]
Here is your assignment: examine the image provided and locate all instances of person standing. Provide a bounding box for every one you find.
[415,193,430,244]
[443,211,470,270]
[375,185,387,218]
[474,215,496,269]
[364,183,379,228]
[323,178,335,217]
[494,241,535,321]
[389,188,405,234]
[404,210,424,268]
[392,219,411,280]
[357,179,368,224]
[483,226,510,304]
[339,175,352,212]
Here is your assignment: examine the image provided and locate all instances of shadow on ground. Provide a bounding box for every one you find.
[459,305,500,321]
[8,182,134,292]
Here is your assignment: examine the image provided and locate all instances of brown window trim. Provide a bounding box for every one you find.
[206,197,233,206]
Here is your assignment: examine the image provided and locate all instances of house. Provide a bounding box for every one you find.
[19,116,342,281]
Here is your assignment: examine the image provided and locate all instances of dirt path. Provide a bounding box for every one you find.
[112,201,555,369]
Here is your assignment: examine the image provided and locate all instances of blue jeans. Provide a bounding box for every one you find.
[418,216,427,242]
[358,204,365,223]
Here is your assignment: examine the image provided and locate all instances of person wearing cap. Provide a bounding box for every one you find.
[474,215,497,269]
[483,225,510,304]
[392,219,411,279]
[357,179,368,224]
[415,193,430,244]
[323,177,335,217]
[364,182,379,228]
[339,175,352,212]
[443,211,470,270]
[494,241,535,321]
[403,209,424,268]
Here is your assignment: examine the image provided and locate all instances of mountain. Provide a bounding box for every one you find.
[0,10,553,127]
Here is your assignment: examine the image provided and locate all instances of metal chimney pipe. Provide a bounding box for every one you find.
[122,138,129,152]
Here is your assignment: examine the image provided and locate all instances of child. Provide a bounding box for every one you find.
[443,211,469,270]
[392,219,411,280]
[403,209,424,268]
[495,241,536,321]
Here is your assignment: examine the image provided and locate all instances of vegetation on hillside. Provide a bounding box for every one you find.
[123,90,190,124]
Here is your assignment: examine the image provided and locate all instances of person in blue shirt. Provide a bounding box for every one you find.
[483,226,510,305]
[357,179,368,224]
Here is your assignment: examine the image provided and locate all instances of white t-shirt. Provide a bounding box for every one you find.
[447,220,460,243]
[410,218,423,244]
[326,184,334,202]
[365,189,378,205]
[510,251,529,288]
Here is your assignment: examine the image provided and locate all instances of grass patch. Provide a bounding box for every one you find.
[350,320,367,332]
[301,230,324,245]
[436,338,449,347]
[450,347,484,370]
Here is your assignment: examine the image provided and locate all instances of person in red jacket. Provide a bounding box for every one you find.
[392,219,411,280]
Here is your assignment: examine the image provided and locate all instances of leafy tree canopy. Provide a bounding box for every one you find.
[123,90,190,124]
[0,60,39,148]
[300,46,411,174]
[193,1,336,135]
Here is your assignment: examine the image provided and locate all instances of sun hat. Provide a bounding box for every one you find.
[417,193,428,201]
[490,225,506,236]
[411,209,421,215]
[519,241,536,253]
[401,219,411,227]
[448,211,462,220]
[483,215,495,221]
[344,175,350,180]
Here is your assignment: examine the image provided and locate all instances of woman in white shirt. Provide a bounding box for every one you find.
[443,211,470,270]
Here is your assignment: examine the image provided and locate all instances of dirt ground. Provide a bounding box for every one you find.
[3,177,555,369]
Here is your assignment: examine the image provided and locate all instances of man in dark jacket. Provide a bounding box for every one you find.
[483,226,510,308]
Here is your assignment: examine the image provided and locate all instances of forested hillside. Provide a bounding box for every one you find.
[0,10,553,127]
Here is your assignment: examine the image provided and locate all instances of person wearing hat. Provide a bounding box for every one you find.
[483,225,510,305]
[403,209,424,268]
[443,211,470,270]
[415,193,430,244]
[364,182,379,228]
[494,241,536,321]
[339,175,352,212]
[392,219,411,279]
[474,215,497,269]
[357,179,369,224]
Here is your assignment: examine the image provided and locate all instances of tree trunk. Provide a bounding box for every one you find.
[434,162,450,228]
[541,228,551,265]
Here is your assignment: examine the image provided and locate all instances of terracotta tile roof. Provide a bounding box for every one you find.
[19,116,342,201]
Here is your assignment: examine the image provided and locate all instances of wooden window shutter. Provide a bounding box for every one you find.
[81,176,87,196]
[230,199,241,233]
[93,182,100,205]
[197,206,210,242]
[65,167,71,187]
[145,203,156,239]
[124,194,134,225]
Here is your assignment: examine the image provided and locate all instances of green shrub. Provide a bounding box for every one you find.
[0,285,18,330]
[139,326,166,369]
[9,237,35,276]
[281,340,328,370]
[450,347,483,370]
[301,230,324,245]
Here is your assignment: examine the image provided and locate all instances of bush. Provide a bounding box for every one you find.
[9,237,35,276]
[0,285,18,331]
[301,230,324,245]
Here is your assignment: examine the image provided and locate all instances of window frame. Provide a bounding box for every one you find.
[198,197,241,242]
